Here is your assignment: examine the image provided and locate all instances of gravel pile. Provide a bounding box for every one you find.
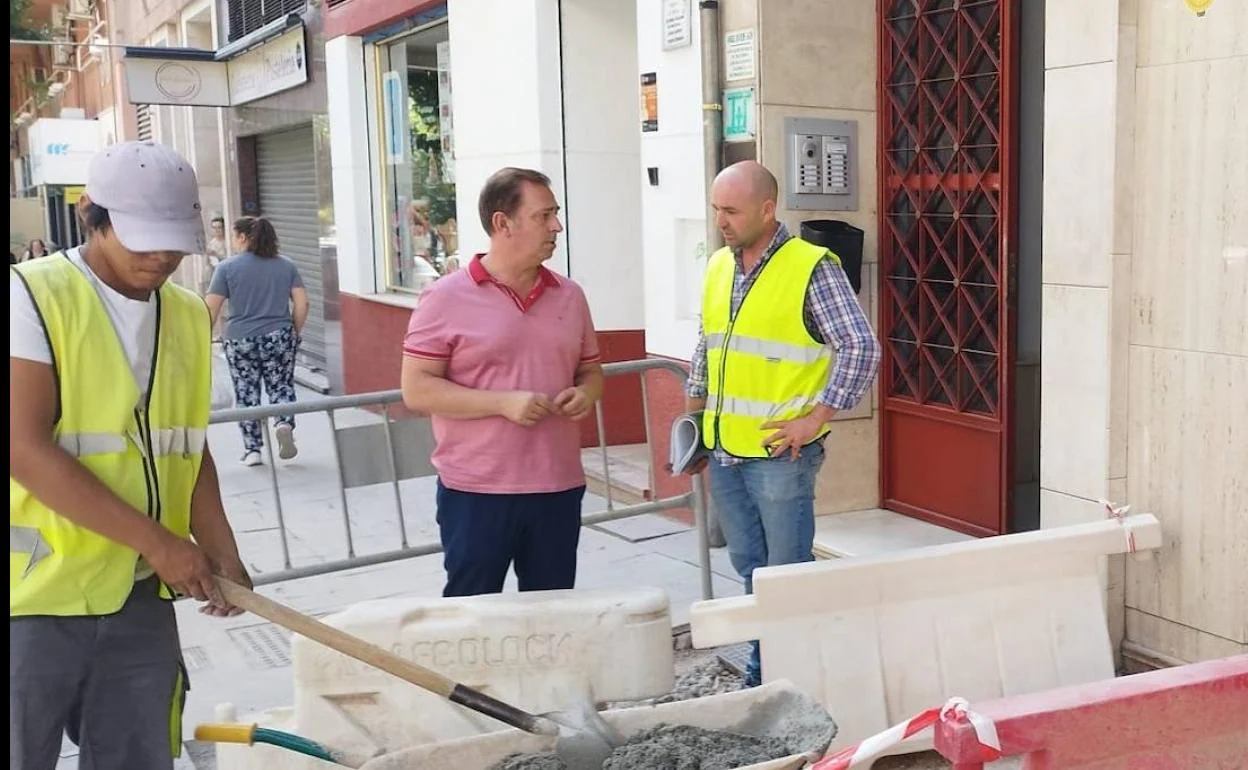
[604,649,744,710]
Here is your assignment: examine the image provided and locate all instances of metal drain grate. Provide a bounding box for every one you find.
[228,623,292,670]
[181,645,212,673]
[716,642,753,677]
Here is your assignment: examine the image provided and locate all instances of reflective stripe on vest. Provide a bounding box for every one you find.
[56,432,127,457]
[55,428,206,458]
[701,238,840,458]
[11,254,211,619]
[706,393,821,420]
[150,427,207,458]
[703,332,833,366]
[10,525,53,577]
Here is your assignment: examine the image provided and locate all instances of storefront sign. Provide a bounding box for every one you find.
[640,72,659,133]
[125,57,230,107]
[723,87,755,142]
[662,0,693,50]
[27,118,102,186]
[123,23,307,107]
[228,26,309,106]
[382,71,407,166]
[724,28,756,82]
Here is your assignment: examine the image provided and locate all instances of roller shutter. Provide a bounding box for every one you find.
[256,125,325,371]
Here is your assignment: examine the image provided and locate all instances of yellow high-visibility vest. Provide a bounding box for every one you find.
[701,237,839,458]
[10,254,211,618]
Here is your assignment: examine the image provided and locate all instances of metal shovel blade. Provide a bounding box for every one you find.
[541,696,622,770]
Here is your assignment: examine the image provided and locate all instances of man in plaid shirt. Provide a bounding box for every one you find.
[684,161,880,687]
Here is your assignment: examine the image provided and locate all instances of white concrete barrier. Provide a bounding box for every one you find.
[216,587,673,769]
[690,515,1162,751]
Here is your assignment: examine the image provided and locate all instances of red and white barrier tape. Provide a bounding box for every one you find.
[811,697,1001,770]
[1100,499,1136,553]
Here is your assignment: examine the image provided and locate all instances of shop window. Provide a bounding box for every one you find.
[376,22,457,294]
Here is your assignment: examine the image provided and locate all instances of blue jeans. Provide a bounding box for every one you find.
[708,442,824,685]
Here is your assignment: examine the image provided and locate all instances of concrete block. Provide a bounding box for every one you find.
[301,588,671,758]
[689,515,1162,750]
[217,587,673,769]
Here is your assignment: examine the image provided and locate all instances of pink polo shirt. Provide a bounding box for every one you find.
[403,255,600,494]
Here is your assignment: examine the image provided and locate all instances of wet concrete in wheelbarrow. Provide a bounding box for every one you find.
[489,657,836,770]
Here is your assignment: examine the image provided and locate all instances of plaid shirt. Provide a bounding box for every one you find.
[687,222,881,465]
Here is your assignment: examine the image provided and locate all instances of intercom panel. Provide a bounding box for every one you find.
[783,117,858,212]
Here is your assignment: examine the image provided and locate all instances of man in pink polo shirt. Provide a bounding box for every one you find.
[401,167,603,596]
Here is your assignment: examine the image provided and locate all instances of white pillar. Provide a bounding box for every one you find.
[447,0,568,273]
[326,35,376,297]
[559,0,644,330]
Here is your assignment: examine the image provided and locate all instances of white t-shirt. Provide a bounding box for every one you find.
[10,247,157,396]
[11,248,159,580]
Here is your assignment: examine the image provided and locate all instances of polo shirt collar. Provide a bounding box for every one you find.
[468,254,562,289]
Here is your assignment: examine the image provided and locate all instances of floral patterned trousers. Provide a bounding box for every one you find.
[223,326,298,453]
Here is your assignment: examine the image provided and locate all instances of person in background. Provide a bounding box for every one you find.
[22,238,48,262]
[204,217,308,467]
[682,161,880,688]
[10,140,250,770]
[401,167,603,597]
[203,214,228,295]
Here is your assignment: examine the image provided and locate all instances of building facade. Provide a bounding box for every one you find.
[320,0,1245,669]
[10,0,122,253]
[323,0,648,446]
[112,0,342,390]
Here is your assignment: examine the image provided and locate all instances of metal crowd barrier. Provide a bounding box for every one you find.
[209,358,716,600]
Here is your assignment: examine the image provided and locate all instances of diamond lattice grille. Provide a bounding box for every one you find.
[882,0,1004,417]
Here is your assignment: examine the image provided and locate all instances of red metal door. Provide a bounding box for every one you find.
[878,0,1018,536]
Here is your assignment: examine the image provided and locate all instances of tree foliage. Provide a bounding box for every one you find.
[11,0,49,41]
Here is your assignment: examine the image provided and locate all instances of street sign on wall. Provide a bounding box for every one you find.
[662,0,693,50]
[723,87,755,142]
[27,118,102,185]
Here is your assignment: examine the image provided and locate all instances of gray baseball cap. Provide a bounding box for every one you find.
[85,141,206,255]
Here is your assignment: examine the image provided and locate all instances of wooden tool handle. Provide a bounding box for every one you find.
[216,577,458,699]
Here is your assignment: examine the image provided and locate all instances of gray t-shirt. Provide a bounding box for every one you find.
[208,251,304,340]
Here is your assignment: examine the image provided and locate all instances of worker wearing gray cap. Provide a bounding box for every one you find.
[9,141,251,770]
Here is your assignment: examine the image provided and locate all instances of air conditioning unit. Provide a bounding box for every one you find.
[52,44,75,69]
[66,0,94,20]
[50,4,68,28]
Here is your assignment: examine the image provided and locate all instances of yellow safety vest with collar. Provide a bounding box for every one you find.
[10,254,212,618]
[701,237,840,458]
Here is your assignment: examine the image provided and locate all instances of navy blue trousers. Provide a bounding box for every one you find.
[436,480,585,597]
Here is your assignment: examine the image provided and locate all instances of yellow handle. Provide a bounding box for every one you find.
[194,723,257,745]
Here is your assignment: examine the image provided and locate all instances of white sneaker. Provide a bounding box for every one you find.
[275,423,298,460]
[242,451,262,467]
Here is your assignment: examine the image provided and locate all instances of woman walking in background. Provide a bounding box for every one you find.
[205,217,308,466]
